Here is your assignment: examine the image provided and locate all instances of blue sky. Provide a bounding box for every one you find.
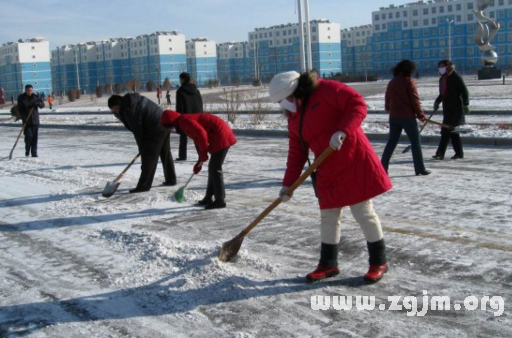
[0,0,385,48]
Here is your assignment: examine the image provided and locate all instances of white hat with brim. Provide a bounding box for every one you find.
[268,71,300,103]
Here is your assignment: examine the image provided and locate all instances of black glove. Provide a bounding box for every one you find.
[30,97,39,107]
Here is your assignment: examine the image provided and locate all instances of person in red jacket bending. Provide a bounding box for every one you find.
[161,110,236,210]
[268,71,392,283]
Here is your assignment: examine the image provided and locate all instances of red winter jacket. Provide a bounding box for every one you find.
[283,79,392,209]
[161,110,236,161]
[385,74,425,120]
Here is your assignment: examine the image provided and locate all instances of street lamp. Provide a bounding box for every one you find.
[74,46,81,93]
[447,18,454,60]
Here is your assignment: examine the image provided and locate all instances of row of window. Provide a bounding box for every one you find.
[375,0,511,22]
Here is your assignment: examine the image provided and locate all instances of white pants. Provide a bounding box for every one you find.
[320,199,384,245]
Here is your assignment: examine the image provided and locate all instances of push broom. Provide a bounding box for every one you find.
[218,146,334,262]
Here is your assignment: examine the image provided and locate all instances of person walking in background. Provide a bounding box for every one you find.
[166,90,171,105]
[108,93,177,193]
[381,60,431,176]
[17,84,44,157]
[268,71,392,283]
[432,59,470,160]
[156,86,162,105]
[48,95,54,110]
[161,109,236,210]
[175,72,204,161]
[11,94,14,105]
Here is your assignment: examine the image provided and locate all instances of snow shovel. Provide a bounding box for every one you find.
[102,153,140,198]
[8,107,34,160]
[174,172,196,203]
[218,146,334,262]
[402,109,437,154]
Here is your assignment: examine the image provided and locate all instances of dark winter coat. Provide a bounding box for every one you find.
[385,74,426,120]
[176,83,203,114]
[283,79,392,209]
[17,93,44,126]
[160,110,236,161]
[118,93,169,155]
[434,70,469,127]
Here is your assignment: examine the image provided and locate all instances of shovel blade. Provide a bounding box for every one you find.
[453,125,473,134]
[218,235,245,262]
[102,181,120,198]
[401,145,412,154]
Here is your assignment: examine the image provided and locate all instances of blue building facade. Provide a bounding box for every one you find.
[248,20,342,82]
[0,38,52,98]
[217,42,252,85]
[186,38,218,86]
[51,31,187,94]
[370,0,512,77]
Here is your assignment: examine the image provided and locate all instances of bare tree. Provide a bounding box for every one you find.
[221,87,246,124]
[249,89,270,125]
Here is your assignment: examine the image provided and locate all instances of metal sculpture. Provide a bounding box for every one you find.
[474,0,500,66]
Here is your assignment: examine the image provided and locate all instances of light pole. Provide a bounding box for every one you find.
[447,18,454,60]
[74,46,81,93]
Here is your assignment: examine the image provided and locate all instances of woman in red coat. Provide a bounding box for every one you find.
[161,110,237,209]
[269,71,392,283]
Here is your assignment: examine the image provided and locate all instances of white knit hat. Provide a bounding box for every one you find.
[268,71,300,103]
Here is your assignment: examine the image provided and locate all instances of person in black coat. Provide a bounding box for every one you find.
[108,93,177,193]
[175,72,203,160]
[433,60,470,160]
[17,84,45,157]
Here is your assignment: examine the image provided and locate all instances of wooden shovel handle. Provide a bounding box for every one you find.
[239,146,334,238]
[9,107,35,160]
[114,153,140,182]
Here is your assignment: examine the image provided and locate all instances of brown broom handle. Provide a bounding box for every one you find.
[419,109,437,133]
[238,146,334,237]
[11,107,35,152]
[427,119,453,130]
[114,153,140,182]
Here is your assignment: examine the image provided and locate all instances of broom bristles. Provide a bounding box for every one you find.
[174,187,186,203]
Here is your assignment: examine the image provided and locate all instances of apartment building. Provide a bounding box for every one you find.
[0,38,52,98]
[186,38,218,86]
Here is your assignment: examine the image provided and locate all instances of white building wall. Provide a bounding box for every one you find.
[17,40,50,63]
[157,34,186,55]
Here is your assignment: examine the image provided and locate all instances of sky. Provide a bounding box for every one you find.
[0,0,386,49]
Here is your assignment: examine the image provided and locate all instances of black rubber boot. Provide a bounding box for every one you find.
[367,239,387,266]
[319,243,339,268]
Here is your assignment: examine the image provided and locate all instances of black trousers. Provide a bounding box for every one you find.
[205,147,230,202]
[24,125,39,156]
[178,132,188,160]
[137,133,176,190]
[435,128,463,158]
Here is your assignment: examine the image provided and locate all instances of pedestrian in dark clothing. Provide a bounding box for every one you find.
[381,60,431,176]
[18,84,44,157]
[432,60,470,160]
[175,72,204,161]
[166,90,171,105]
[161,110,236,210]
[108,93,177,193]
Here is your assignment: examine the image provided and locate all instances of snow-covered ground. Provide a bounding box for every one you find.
[1,76,511,337]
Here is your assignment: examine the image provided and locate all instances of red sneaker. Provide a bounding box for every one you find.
[364,264,389,283]
[306,266,340,282]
